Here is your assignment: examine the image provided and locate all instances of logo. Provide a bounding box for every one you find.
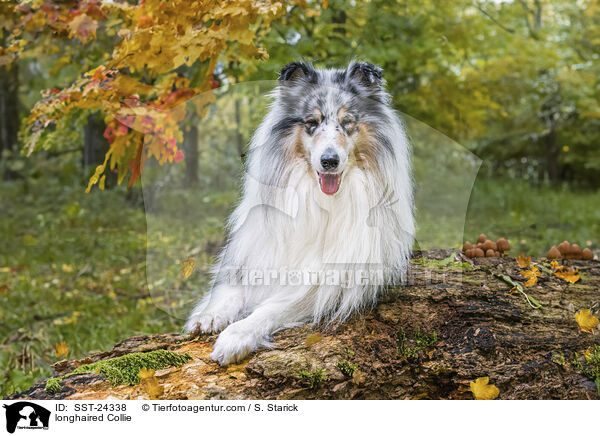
[3,402,50,434]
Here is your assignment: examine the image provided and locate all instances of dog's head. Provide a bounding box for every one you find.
[275,61,389,195]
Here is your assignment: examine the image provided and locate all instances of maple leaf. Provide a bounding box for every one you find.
[179,258,195,279]
[54,341,69,357]
[520,265,540,287]
[470,377,500,400]
[138,367,164,399]
[138,367,156,380]
[554,267,580,284]
[516,253,531,268]
[574,309,599,333]
[68,13,98,43]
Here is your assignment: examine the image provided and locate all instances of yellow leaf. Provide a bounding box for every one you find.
[61,264,73,273]
[305,333,323,346]
[516,253,531,268]
[575,309,599,333]
[554,267,580,284]
[54,341,70,357]
[138,367,156,380]
[470,377,500,400]
[521,268,538,287]
[179,258,196,279]
[68,13,98,43]
[550,260,560,270]
[138,368,164,399]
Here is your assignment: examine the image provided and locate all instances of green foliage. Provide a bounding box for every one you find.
[297,368,327,388]
[464,178,600,256]
[45,349,191,393]
[336,361,358,378]
[396,327,438,358]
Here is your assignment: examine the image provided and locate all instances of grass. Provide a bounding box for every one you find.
[0,155,598,397]
[464,179,600,256]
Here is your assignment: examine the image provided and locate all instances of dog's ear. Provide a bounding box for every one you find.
[278,62,316,85]
[347,62,384,88]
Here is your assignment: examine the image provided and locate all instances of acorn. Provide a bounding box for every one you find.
[496,238,510,253]
[473,248,485,258]
[463,241,473,252]
[570,244,582,260]
[558,241,571,255]
[547,246,561,259]
[582,248,593,261]
[477,234,487,244]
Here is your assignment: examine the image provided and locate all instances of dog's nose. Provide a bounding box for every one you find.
[320,149,340,171]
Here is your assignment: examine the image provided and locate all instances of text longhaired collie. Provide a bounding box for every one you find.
[185,61,414,365]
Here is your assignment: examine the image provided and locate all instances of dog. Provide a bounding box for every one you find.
[184,61,414,365]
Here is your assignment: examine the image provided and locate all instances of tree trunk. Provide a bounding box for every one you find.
[184,125,199,188]
[0,62,20,160]
[7,250,600,400]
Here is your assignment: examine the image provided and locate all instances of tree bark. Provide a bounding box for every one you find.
[184,124,199,188]
[7,250,600,400]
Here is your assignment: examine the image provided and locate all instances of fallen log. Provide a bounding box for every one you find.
[7,250,600,400]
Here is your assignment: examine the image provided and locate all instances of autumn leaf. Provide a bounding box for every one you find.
[516,253,531,268]
[575,309,599,333]
[550,260,560,270]
[470,377,500,400]
[554,266,580,284]
[521,265,540,287]
[305,333,323,347]
[138,367,156,380]
[138,367,164,399]
[54,341,69,357]
[68,13,98,43]
[179,258,195,279]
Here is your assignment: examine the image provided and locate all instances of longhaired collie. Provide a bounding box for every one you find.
[185,61,414,365]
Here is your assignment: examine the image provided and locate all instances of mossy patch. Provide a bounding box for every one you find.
[45,349,191,393]
[396,327,438,358]
[582,346,600,394]
[297,368,327,389]
[336,361,358,378]
[412,254,471,271]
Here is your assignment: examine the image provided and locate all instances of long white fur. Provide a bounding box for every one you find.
[185,64,414,365]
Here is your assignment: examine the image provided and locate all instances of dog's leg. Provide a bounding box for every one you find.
[210,296,309,365]
[184,284,246,334]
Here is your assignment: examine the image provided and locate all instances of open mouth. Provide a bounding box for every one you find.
[317,172,342,195]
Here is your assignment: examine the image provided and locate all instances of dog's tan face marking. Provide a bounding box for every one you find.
[349,123,379,171]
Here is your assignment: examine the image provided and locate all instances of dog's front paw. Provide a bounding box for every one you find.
[210,323,267,365]
[185,312,232,335]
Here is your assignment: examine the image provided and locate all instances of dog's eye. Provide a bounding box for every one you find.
[304,119,319,131]
[341,118,355,130]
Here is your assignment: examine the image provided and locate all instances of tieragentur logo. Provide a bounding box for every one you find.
[3,402,50,434]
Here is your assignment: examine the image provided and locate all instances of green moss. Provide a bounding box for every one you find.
[412,254,471,271]
[583,346,600,395]
[297,368,327,389]
[45,349,191,393]
[45,378,61,394]
[397,327,438,358]
[336,361,358,378]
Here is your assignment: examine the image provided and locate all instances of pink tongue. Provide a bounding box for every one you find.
[319,173,341,195]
